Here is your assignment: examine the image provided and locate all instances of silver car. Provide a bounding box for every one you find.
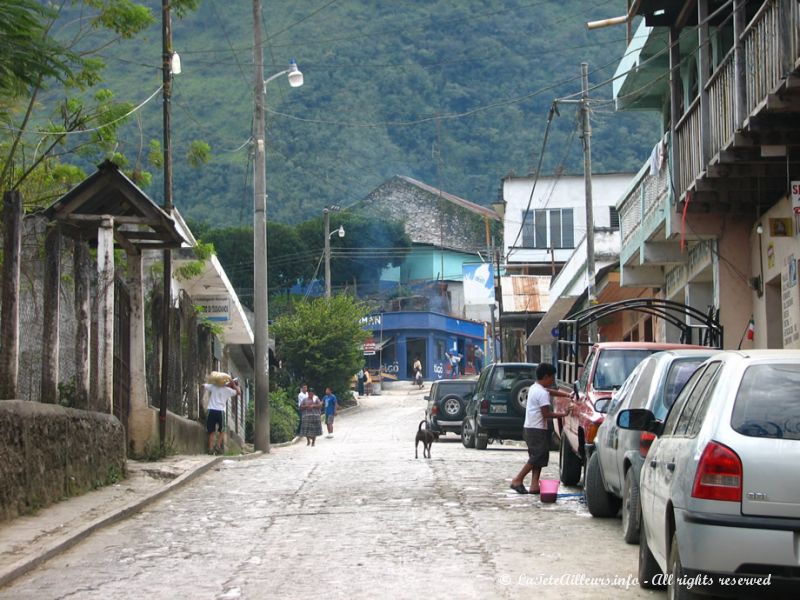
[617,350,800,599]
[586,350,717,543]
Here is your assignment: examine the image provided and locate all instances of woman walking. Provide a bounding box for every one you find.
[299,388,323,446]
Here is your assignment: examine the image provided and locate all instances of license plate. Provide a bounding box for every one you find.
[491,404,507,414]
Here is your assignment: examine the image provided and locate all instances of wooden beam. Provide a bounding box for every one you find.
[73,238,91,409]
[113,229,138,256]
[0,191,23,399]
[96,217,115,413]
[63,213,164,227]
[41,224,62,404]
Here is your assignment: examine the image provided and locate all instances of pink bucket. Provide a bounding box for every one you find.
[540,479,559,503]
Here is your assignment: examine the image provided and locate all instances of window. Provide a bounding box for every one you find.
[663,365,707,435]
[629,358,657,409]
[732,363,800,440]
[521,208,574,249]
[609,206,620,229]
[652,358,706,420]
[592,349,654,391]
[672,363,721,437]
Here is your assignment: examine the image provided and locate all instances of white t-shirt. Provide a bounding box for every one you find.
[203,383,237,412]
[297,391,308,407]
[524,382,552,430]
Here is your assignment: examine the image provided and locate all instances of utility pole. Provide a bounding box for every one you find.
[489,236,497,364]
[324,208,331,298]
[159,0,173,446]
[494,243,504,361]
[252,0,270,452]
[581,62,598,342]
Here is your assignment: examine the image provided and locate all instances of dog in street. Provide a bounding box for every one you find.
[415,420,437,459]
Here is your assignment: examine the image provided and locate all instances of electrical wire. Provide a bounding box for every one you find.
[0,84,163,136]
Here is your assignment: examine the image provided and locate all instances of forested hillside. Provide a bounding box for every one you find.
[104,0,658,225]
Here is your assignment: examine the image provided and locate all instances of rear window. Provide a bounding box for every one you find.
[652,358,706,420]
[592,350,654,391]
[489,365,537,392]
[731,363,800,440]
[438,382,475,398]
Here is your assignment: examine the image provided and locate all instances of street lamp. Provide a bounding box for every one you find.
[324,206,345,298]
[252,46,304,452]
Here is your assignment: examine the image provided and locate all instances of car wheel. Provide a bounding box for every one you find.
[668,532,703,600]
[440,394,465,420]
[461,417,475,448]
[509,379,534,416]
[638,523,664,589]
[475,422,488,450]
[585,453,621,517]
[559,434,582,486]
[622,468,641,544]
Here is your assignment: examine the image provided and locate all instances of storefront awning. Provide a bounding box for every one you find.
[526,296,580,346]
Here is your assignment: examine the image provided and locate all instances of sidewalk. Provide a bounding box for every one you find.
[0,450,271,588]
[0,400,364,589]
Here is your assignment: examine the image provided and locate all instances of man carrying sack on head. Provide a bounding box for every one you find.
[202,371,241,455]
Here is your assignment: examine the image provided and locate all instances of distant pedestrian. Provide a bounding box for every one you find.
[202,372,241,455]
[474,345,484,373]
[299,388,323,446]
[509,363,573,495]
[356,369,366,396]
[322,387,338,438]
[296,383,308,435]
[448,351,461,379]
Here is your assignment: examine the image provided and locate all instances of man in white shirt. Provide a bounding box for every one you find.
[509,363,572,495]
[202,375,241,455]
[297,383,308,407]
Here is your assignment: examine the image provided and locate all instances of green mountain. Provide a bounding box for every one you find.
[105,0,657,225]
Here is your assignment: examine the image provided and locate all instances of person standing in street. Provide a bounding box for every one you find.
[356,369,365,397]
[322,387,337,438]
[474,345,484,374]
[296,383,308,435]
[448,350,461,379]
[202,372,241,455]
[509,363,573,495]
[299,388,323,446]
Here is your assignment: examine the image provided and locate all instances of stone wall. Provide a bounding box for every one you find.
[360,176,490,252]
[0,400,125,522]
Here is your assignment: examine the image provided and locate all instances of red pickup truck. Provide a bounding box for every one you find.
[553,342,705,486]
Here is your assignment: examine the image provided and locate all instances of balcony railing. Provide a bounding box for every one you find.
[675,96,702,195]
[706,49,736,159]
[618,142,670,249]
[675,0,799,199]
[744,0,783,115]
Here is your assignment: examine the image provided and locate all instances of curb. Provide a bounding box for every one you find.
[0,452,261,589]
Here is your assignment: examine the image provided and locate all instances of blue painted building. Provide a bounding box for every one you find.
[361,311,485,382]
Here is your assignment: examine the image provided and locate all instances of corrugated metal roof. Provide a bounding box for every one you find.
[501,275,550,313]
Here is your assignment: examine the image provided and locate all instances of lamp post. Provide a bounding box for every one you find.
[252,0,303,452]
[323,205,344,298]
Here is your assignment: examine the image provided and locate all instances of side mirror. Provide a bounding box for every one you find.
[617,408,657,431]
[423,395,430,401]
[594,398,611,414]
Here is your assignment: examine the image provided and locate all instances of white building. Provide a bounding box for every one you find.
[502,173,635,271]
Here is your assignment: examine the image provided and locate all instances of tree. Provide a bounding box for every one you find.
[271,295,369,397]
[0,0,201,206]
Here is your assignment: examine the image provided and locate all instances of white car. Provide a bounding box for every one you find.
[617,350,800,599]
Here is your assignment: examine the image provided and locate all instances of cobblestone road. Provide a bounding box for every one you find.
[3,390,665,600]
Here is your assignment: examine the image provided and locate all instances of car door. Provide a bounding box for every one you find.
[468,366,491,421]
[646,362,721,566]
[598,362,641,494]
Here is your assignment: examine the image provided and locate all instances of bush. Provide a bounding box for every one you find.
[245,387,299,445]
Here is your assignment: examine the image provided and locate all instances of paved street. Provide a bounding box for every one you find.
[3,390,664,600]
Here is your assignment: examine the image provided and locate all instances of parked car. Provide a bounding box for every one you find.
[461,362,538,450]
[617,350,800,599]
[585,349,718,543]
[553,342,708,486]
[424,379,478,436]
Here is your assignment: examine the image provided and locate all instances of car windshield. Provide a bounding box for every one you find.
[490,365,537,391]
[652,358,706,420]
[731,363,800,440]
[592,350,654,391]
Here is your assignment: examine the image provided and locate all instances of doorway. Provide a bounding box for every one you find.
[406,337,426,379]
